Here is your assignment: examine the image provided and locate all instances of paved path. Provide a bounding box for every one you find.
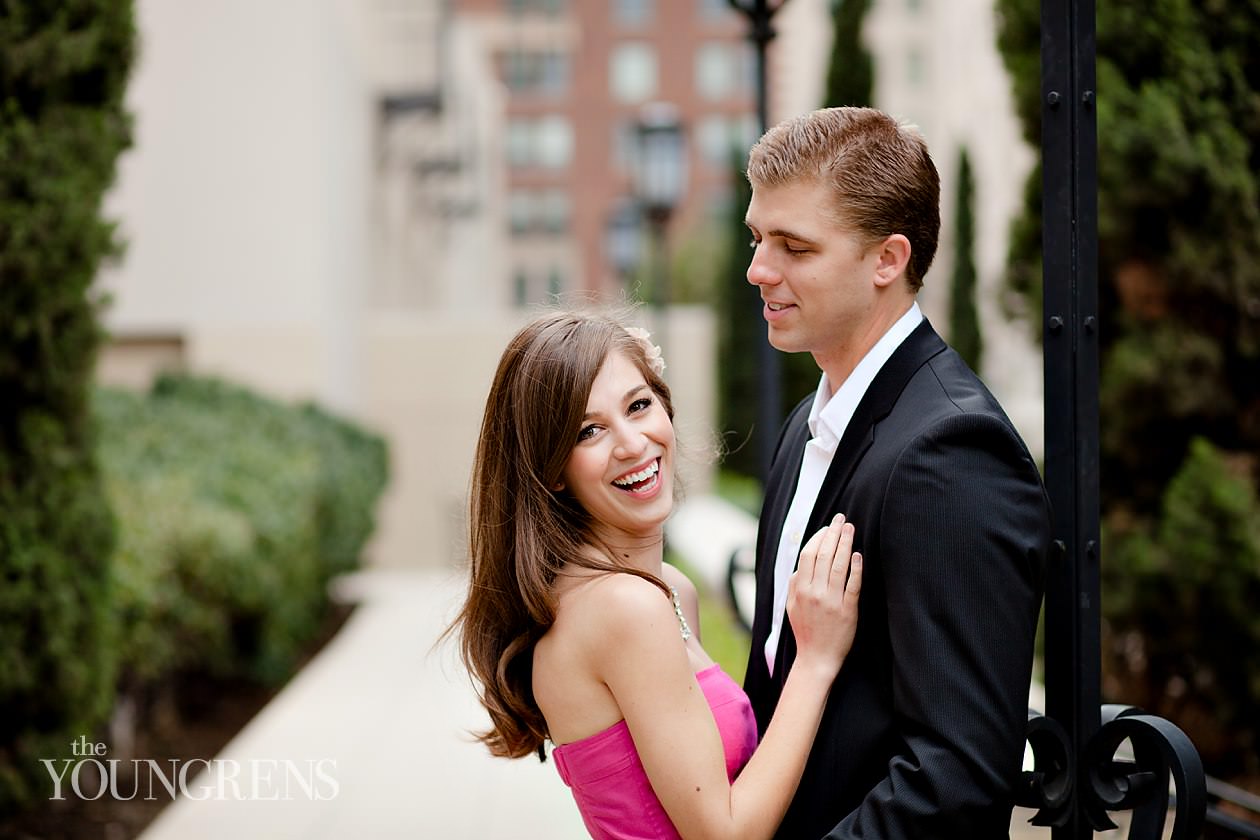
[139,568,587,840]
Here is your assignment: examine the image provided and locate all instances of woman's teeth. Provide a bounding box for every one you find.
[613,460,659,489]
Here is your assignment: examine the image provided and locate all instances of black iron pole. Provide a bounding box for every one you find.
[729,0,786,479]
[1041,0,1101,836]
[1024,7,1204,835]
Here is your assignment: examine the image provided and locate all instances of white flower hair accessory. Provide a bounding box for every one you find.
[624,326,666,377]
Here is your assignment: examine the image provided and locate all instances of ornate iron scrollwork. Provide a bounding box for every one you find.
[1018,709,1074,827]
[1020,705,1207,839]
[1083,705,1206,839]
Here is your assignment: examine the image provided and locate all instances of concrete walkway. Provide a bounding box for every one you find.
[139,568,587,840]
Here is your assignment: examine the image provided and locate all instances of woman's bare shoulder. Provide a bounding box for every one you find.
[660,562,697,600]
[573,571,673,624]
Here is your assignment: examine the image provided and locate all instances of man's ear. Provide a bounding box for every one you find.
[873,234,912,288]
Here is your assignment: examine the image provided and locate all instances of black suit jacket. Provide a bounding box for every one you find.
[744,320,1051,839]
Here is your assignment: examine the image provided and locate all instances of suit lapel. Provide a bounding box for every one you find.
[805,319,947,535]
[772,321,949,674]
[761,321,947,686]
[751,398,812,645]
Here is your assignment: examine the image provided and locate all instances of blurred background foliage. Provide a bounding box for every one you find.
[98,376,389,692]
[0,4,389,813]
[2,373,389,812]
[996,0,1260,782]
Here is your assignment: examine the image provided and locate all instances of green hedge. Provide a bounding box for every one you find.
[0,375,387,811]
[97,375,389,689]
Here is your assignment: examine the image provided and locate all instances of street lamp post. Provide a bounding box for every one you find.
[632,102,687,361]
[727,0,789,478]
[605,197,643,295]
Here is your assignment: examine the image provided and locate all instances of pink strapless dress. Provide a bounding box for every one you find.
[551,665,758,839]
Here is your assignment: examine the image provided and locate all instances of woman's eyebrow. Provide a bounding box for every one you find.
[581,385,648,421]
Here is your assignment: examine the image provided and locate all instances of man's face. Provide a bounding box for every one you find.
[745,177,883,373]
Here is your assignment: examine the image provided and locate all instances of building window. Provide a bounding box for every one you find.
[502,49,571,95]
[535,116,574,168]
[697,115,727,166]
[512,266,567,307]
[505,116,574,169]
[508,189,571,235]
[539,190,571,233]
[540,53,570,93]
[697,0,732,21]
[695,41,753,100]
[613,0,654,26]
[508,191,535,234]
[506,119,534,167]
[695,43,731,100]
[697,113,760,167]
[610,43,658,103]
[504,0,567,15]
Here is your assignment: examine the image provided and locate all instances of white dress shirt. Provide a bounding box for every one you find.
[764,303,924,674]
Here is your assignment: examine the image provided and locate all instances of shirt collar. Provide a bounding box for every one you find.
[807,302,924,447]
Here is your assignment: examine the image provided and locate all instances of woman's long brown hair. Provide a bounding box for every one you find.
[449,311,675,759]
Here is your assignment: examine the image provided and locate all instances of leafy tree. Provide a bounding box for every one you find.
[823,0,873,108]
[996,0,1260,781]
[0,2,135,808]
[948,147,983,370]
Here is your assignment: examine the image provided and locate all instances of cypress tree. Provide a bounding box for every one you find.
[948,148,983,371]
[0,2,135,806]
[823,0,874,108]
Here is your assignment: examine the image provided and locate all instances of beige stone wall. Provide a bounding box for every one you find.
[95,0,376,418]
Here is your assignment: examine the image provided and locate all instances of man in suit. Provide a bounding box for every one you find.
[742,107,1052,838]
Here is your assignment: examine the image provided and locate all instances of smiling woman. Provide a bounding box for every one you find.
[446,310,864,840]
[559,350,675,543]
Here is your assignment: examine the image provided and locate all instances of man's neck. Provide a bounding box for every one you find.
[816,299,916,389]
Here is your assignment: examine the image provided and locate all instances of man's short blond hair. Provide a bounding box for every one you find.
[746,107,941,291]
